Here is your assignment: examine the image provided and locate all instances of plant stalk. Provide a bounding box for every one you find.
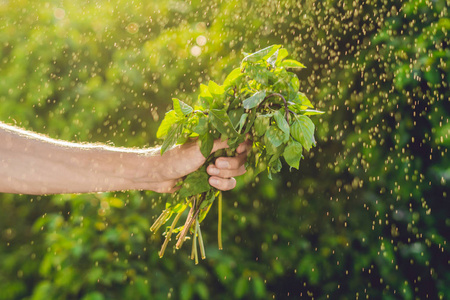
[196,219,206,259]
[150,209,170,233]
[176,199,200,249]
[191,217,199,264]
[218,191,223,250]
[158,208,184,258]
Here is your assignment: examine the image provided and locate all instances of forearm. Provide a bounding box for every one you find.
[0,123,162,194]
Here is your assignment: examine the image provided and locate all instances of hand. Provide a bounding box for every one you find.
[206,141,250,191]
[151,139,251,193]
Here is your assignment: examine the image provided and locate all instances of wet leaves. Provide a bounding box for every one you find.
[152,45,321,259]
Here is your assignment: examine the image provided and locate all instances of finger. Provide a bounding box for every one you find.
[215,151,248,170]
[209,176,236,191]
[148,179,181,194]
[236,139,252,154]
[207,164,246,178]
[211,138,229,153]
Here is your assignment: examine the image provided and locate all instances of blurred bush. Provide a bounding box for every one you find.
[0,0,448,299]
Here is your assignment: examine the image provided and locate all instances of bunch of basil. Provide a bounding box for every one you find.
[151,45,322,262]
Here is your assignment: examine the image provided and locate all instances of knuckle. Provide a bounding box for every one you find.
[229,157,241,169]
[207,164,220,176]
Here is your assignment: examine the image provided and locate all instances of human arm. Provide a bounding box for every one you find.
[0,122,250,195]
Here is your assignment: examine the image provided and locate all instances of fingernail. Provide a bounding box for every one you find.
[217,160,230,169]
[209,167,220,175]
[210,178,220,186]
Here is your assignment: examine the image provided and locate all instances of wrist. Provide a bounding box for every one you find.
[120,148,165,189]
[122,151,179,193]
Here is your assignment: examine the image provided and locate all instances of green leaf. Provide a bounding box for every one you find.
[282,74,299,101]
[196,282,209,300]
[246,64,272,85]
[199,199,212,210]
[289,92,314,110]
[209,109,238,137]
[253,277,267,298]
[208,80,225,96]
[198,84,213,108]
[228,108,244,128]
[205,190,217,206]
[173,98,193,116]
[178,169,211,199]
[269,143,286,161]
[91,249,109,261]
[270,157,282,173]
[238,113,248,133]
[275,48,289,65]
[253,152,268,176]
[156,110,181,139]
[291,116,315,151]
[161,123,182,154]
[244,108,257,134]
[243,44,281,62]
[265,125,285,148]
[223,67,243,88]
[82,292,105,300]
[227,135,245,149]
[177,132,190,145]
[283,140,302,169]
[290,76,300,92]
[272,69,290,92]
[228,94,243,110]
[172,203,187,213]
[281,59,306,68]
[180,282,193,300]
[243,91,266,109]
[234,276,249,298]
[273,110,290,137]
[198,196,215,223]
[253,114,270,137]
[31,281,53,300]
[208,81,226,108]
[266,48,279,68]
[199,132,214,158]
[135,277,151,298]
[253,67,271,85]
[199,83,212,98]
[302,109,325,116]
[194,115,209,135]
[215,263,233,283]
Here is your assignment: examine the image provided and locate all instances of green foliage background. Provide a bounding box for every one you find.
[0,0,448,299]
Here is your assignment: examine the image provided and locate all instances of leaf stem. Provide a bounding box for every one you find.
[176,197,197,249]
[193,110,208,115]
[150,209,170,233]
[218,191,223,250]
[264,93,289,122]
[196,219,206,259]
[191,217,199,264]
[159,208,185,258]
